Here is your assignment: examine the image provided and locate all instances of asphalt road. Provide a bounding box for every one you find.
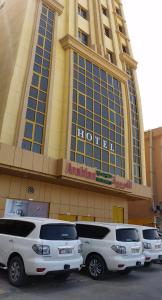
[0,264,162,300]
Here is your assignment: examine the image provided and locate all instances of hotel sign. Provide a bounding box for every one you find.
[77,128,115,151]
[65,162,132,190]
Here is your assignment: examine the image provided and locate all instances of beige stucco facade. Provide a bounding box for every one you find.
[0,0,151,222]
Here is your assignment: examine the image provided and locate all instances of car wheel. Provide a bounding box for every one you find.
[144,261,152,267]
[8,256,27,287]
[87,254,106,280]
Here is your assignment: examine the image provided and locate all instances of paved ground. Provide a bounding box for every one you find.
[0,264,162,300]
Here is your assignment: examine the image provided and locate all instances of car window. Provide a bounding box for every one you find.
[143,229,160,240]
[116,228,140,242]
[40,224,78,240]
[76,224,109,239]
[0,219,35,237]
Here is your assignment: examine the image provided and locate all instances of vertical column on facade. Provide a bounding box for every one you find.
[132,70,146,184]
[88,0,97,51]
[66,0,76,36]
[121,81,131,180]
[44,11,59,154]
[92,0,104,55]
[120,2,133,58]
[107,0,122,68]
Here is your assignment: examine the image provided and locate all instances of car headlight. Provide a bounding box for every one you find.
[143,242,152,249]
[111,245,126,254]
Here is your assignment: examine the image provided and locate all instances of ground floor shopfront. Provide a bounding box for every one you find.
[0,144,152,224]
[0,174,128,223]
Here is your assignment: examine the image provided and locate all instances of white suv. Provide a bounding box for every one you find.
[76,222,145,279]
[136,225,162,265]
[0,217,83,286]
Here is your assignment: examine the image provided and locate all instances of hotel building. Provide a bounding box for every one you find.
[0,0,151,222]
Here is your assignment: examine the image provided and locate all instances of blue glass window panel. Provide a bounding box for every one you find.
[94,160,101,170]
[40,20,46,28]
[77,140,84,153]
[26,109,35,121]
[116,133,121,144]
[79,73,85,83]
[102,107,108,119]
[48,10,54,20]
[34,125,43,143]
[35,54,42,65]
[94,92,100,101]
[32,143,41,153]
[36,46,43,56]
[44,50,50,60]
[86,118,93,130]
[86,60,92,72]
[78,114,85,126]
[108,75,113,85]
[71,137,76,151]
[39,91,47,102]
[24,122,33,139]
[93,65,99,77]
[43,59,50,68]
[46,31,52,40]
[85,157,93,167]
[110,166,115,175]
[110,153,115,164]
[94,147,101,160]
[22,140,32,151]
[36,113,45,125]
[79,94,85,106]
[47,24,52,33]
[38,35,44,46]
[72,111,77,123]
[86,143,93,156]
[76,154,84,164]
[102,96,108,106]
[110,130,115,141]
[101,70,107,81]
[94,123,101,134]
[102,163,108,172]
[110,111,115,122]
[29,87,38,98]
[28,98,37,110]
[34,64,41,74]
[94,83,100,92]
[42,68,49,77]
[102,150,108,162]
[78,82,85,93]
[86,87,93,98]
[79,56,85,68]
[86,78,93,87]
[32,74,39,87]
[39,26,45,36]
[72,124,76,136]
[94,102,101,114]
[94,115,101,123]
[45,39,51,51]
[101,87,107,97]
[78,106,85,114]
[70,151,75,161]
[86,97,93,111]
[102,126,108,137]
[38,101,46,113]
[40,77,48,91]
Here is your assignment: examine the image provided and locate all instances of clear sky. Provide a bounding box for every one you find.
[122,0,162,131]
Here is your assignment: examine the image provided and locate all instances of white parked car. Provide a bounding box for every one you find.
[136,225,162,265]
[76,222,145,279]
[0,217,83,286]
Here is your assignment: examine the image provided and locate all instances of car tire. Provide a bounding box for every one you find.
[8,256,27,287]
[87,254,106,280]
[144,261,152,267]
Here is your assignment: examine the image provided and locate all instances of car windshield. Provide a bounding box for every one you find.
[40,224,78,240]
[143,229,160,240]
[116,228,140,242]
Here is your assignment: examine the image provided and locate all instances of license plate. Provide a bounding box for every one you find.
[59,248,72,254]
[131,248,139,253]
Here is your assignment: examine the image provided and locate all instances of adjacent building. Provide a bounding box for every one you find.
[0,0,151,222]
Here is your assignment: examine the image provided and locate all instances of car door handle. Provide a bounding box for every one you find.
[84,241,90,244]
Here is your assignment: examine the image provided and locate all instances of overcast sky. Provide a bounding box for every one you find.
[122,0,162,131]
